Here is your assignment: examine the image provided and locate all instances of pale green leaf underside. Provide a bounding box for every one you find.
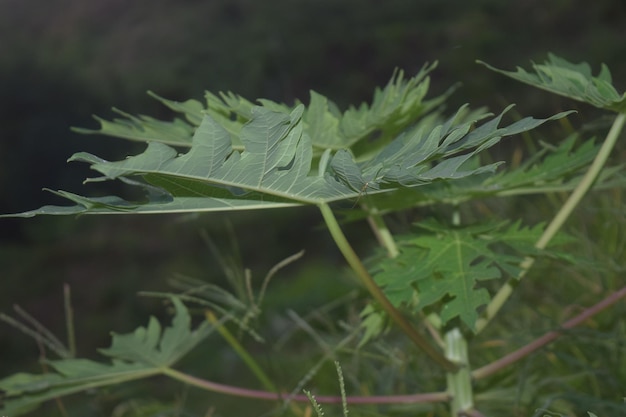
[0,297,214,416]
[479,53,626,112]
[72,107,197,147]
[3,101,571,217]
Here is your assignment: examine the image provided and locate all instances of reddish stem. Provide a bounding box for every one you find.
[168,369,449,404]
[169,287,624,405]
[472,286,626,380]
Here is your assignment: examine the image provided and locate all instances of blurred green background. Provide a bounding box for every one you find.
[1,1,625,415]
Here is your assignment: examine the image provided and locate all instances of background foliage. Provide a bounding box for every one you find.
[1,1,625,415]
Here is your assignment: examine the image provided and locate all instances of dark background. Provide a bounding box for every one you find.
[1,0,625,414]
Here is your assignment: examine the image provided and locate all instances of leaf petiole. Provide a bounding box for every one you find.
[318,202,458,372]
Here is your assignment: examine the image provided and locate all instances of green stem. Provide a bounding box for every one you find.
[475,112,626,334]
[205,310,278,393]
[445,328,473,416]
[365,206,399,258]
[536,112,625,249]
[318,203,457,372]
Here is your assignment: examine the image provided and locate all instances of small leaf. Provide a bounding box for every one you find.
[486,135,599,191]
[0,297,215,415]
[99,297,210,366]
[72,108,196,147]
[479,54,626,112]
[0,359,156,415]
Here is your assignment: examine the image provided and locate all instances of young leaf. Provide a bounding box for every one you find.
[0,297,214,416]
[373,221,549,330]
[478,54,626,112]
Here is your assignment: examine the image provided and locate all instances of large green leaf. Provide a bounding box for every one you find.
[0,297,214,416]
[3,102,570,217]
[478,54,626,112]
[373,221,548,330]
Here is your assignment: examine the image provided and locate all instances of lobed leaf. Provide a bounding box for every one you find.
[355,133,624,218]
[0,297,214,415]
[72,107,197,147]
[307,64,452,153]
[478,54,626,112]
[373,221,551,330]
[99,297,208,366]
[2,101,570,217]
[73,65,447,154]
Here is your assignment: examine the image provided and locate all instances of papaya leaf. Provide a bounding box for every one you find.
[484,135,602,192]
[478,53,626,112]
[306,64,451,153]
[3,102,570,217]
[0,297,214,416]
[373,220,550,330]
[0,360,157,416]
[355,133,624,218]
[72,65,447,153]
[98,297,210,366]
[72,107,197,147]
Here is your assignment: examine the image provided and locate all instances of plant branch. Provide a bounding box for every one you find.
[318,203,458,372]
[472,285,626,380]
[475,112,626,333]
[162,367,450,404]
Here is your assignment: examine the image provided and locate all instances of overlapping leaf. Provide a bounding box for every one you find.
[373,220,549,330]
[479,54,626,112]
[76,105,353,205]
[72,105,198,147]
[74,65,447,153]
[353,133,624,218]
[3,99,572,217]
[305,65,450,152]
[0,298,214,416]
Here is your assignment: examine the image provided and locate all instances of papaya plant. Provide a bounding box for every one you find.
[1,55,625,416]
